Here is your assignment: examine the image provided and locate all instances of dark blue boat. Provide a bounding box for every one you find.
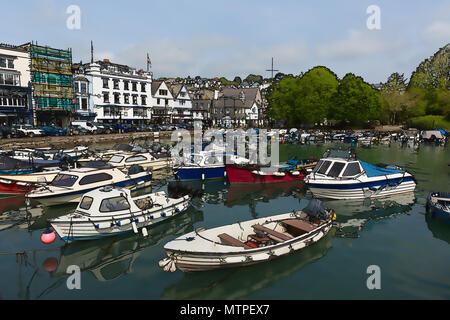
[427,192,450,223]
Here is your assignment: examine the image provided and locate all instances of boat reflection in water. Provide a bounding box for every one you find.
[170,180,306,208]
[49,208,203,282]
[160,234,332,300]
[321,192,416,238]
[425,211,450,245]
[226,181,306,207]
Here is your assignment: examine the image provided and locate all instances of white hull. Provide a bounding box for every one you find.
[308,180,416,200]
[51,194,190,240]
[0,171,59,183]
[161,211,333,272]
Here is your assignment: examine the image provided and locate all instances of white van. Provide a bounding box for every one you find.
[72,121,98,134]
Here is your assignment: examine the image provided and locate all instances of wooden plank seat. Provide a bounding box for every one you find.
[218,233,252,249]
[282,219,316,235]
[252,224,293,242]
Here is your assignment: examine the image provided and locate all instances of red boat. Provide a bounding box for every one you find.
[0,179,34,195]
[225,165,307,184]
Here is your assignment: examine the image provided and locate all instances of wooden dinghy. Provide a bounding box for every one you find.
[159,199,336,272]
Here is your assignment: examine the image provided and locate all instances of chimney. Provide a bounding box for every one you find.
[103,59,110,63]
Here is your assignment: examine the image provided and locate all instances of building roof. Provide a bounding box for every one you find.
[151,81,163,95]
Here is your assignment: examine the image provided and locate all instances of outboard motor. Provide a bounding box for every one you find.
[54,152,74,169]
[304,198,332,221]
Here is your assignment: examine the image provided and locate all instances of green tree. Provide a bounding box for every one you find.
[233,76,242,85]
[267,66,339,125]
[409,43,450,90]
[245,74,264,84]
[330,73,383,124]
[381,73,409,124]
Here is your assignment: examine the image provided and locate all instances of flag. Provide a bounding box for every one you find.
[147,53,151,69]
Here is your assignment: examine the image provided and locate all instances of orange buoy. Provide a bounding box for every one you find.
[41,229,56,244]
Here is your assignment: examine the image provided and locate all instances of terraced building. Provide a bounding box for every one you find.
[19,43,74,126]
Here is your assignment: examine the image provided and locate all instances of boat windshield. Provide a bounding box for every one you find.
[99,196,131,212]
[79,196,94,210]
[51,174,78,187]
[317,160,332,175]
[109,155,124,163]
[327,162,346,177]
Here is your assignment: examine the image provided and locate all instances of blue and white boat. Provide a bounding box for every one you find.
[49,186,190,241]
[427,192,450,223]
[173,152,228,181]
[26,165,152,206]
[304,149,416,199]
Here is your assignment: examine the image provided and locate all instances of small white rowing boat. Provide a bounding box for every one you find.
[159,199,336,272]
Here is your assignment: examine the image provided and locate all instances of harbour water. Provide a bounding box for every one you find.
[0,141,449,299]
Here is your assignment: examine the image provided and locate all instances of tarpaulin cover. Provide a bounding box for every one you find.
[359,160,404,177]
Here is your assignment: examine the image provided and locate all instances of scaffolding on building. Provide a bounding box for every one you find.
[23,43,74,124]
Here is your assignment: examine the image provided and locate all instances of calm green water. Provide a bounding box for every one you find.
[0,141,449,300]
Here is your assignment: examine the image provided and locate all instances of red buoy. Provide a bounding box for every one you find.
[41,229,56,244]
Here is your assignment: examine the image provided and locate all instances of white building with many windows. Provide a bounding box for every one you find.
[0,43,33,124]
[171,84,192,123]
[151,80,174,124]
[73,59,153,125]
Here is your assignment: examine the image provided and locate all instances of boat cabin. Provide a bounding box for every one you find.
[108,153,157,167]
[76,187,140,216]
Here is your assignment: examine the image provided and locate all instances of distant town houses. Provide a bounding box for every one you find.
[0,40,274,128]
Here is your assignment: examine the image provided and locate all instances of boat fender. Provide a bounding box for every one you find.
[201,173,205,181]
[95,224,99,230]
[150,215,154,220]
[162,212,167,217]
[158,258,171,268]
[163,261,171,272]
[142,227,148,238]
[116,221,121,226]
[175,208,180,213]
[131,221,138,234]
[169,261,177,272]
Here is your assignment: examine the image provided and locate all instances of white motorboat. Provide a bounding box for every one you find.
[102,152,172,171]
[49,186,190,241]
[304,149,416,200]
[26,166,152,206]
[159,199,335,272]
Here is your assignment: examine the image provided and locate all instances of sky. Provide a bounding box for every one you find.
[2,1,449,83]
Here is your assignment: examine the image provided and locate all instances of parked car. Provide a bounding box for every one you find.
[40,126,66,136]
[12,124,45,138]
[0,125,13,138]
[91,122,107,134]
[68,125,89,135]
[101,123,117,134]
[11,127,26,138]
[71,120,99,134]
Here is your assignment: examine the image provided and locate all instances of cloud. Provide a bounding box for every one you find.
[423,21,450,43]
[316,29,400,60]
[96,35,309,79]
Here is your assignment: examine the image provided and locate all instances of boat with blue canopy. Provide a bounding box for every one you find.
[304,149,416,199]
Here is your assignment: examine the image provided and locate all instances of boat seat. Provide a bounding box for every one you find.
[218,233,252,249]
[252,224,293,242]
[282,219,315,235]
